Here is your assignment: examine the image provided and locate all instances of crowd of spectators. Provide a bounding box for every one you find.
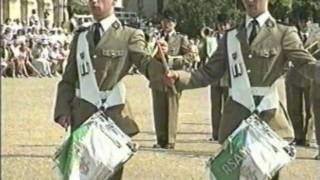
[0,10,233,78]
[0,15,72,78]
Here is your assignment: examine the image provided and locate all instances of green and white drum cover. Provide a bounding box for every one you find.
[53,111,136,180]
[206,114,295,180]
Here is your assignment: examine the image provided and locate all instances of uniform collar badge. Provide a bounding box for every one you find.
[80,52,85,60]
[232,52,238,60]
[266,19,275,28]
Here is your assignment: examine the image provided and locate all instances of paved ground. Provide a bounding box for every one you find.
[1,75,320,180]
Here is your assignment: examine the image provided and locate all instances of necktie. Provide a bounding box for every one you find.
[302,33,308,44]
[165,34,169,42]
[161,31,169,42]
[93,23,102,46]
[249,19,259,44]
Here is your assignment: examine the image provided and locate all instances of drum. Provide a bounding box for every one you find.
[206,114,296,180]
[54,111,136,180]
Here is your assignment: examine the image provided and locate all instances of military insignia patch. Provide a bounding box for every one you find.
[80,52,85,60]
[232,52,238,60]
[266,19,275,28]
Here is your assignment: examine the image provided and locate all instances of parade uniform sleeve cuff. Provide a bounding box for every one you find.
[54,106,71,122]
[175,70,192,90]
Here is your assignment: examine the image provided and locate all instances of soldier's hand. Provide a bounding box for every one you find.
[163,70,179,87]
[56,115,71,131]
[155,39,168,60]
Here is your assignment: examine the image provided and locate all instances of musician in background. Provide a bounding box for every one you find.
[198,26,217,67]
[204,20,230,142]
[150,10,192,149]
[305,22,320,160]
[285,13,312,146]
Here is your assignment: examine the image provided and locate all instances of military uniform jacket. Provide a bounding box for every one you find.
[149,31,190,91]
[54,20,162,131]
[166,31,190,69]
[176,17,320,142]
[286,29,315,88]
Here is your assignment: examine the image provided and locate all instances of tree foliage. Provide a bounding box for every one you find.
[169,0,242,37]
[169,0,320,37]
[68,0,89,15]
[291,0,320,22]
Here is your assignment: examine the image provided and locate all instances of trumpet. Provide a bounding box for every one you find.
[305,40,320,56]
[200,26,214,38]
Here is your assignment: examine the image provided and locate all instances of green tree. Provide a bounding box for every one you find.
[67,0,89,17]
[169,0,242,37]
[291,0,320,23]
[269,0,292,22]
[269,0,320,23]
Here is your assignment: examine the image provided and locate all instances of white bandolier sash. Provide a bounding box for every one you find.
[205,30,296,180]
[227,29,279,113]
[53,29,134,180]
[76,30,126,109]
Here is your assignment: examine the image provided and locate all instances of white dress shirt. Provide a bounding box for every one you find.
[245,11,271,43]
[95,14,118,36]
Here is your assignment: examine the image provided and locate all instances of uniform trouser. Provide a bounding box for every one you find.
[109,167,124,180]
[210,85,228,139]
[311,86,320,146]
[286,83,311,140]
[152,89,181,145]
[312,99,320,146]
[271,172,280,180]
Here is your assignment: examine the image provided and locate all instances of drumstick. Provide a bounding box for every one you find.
[155,41,178,94]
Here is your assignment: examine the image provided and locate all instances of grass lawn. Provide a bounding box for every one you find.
[1,76,319,179]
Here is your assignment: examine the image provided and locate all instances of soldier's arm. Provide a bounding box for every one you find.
[53,34,79,122]
[175,37,227,90]
[283,27,320,83]
[128,29,165,82]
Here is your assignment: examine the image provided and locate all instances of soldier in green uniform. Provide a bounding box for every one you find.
[164,0,320,178]
[285,14,312,146]
[150,10,191,149]
[307,30,320,160]
[53,0,168,179]
[198,26,229,141]
[210,22,229,141]
[210,75,229,141]
[312,77,320,160]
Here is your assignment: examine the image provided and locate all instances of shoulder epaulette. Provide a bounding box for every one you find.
[112,21,122,30]
[175,32,187,38]
[276,20,290,26]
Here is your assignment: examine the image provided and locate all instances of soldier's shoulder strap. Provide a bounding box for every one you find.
[275,20,296,30]
[276,20,290,26]
[112,20,122,30]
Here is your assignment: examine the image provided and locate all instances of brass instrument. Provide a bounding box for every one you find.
[305,40,320,56]
[200,26,214,38]
[305,24,320,57]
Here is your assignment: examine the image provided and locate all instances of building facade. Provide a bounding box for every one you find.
[1,0,68,27]
[0,0,167,26]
